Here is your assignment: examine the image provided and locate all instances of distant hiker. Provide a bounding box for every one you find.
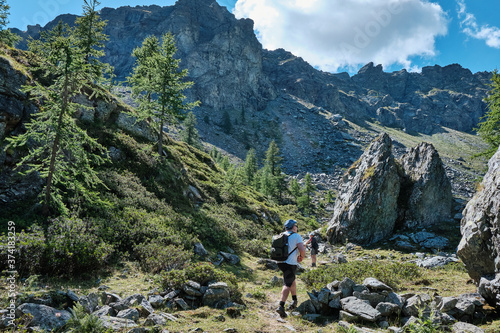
[275,219,305,318]
[305,232,319,267]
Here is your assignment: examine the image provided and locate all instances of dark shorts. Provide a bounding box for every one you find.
[278,263,297,287]
[311,248,318,256]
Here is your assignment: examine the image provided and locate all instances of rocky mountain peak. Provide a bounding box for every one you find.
[356,62,384,76]
[10,2,492,177]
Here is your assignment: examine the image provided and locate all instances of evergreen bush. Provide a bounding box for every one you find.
[46,216,113,276]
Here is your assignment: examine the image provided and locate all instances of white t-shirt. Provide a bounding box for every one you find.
[285,232,303,265]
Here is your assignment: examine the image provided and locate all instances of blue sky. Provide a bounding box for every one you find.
[7,0,500,75]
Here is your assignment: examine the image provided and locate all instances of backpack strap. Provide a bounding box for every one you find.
[286,231,298,257]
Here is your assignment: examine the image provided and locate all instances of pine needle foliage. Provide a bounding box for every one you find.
[128,33,199,156]
[180,111,203,149]
[74,0,113,84]
[477,70,500,158]
[0,0,20,47]
[6,22,109,216]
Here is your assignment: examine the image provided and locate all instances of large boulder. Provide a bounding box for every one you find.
[16,303,71,331]
[457,146,500,284]
[327,133,400,245]
[398,142,452,228]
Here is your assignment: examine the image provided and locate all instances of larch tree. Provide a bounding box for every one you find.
[264,140,282,177]
[0,0,20,46]
[243,148,258,185]
[74,0,113,84]
[298,173,316,213]
[180,111,202,149]
[7,22,108,216]
[289,178,301,200]
[128,33,198,156]
[477,70,500,158]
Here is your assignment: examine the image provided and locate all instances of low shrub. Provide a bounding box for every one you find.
[95,207,193,255]
[46,216,113,276]
[134,241,193,273]
[179,209,239,252]
[244,238,268,257]
[301,260,422,291]
[1,218,112,277]
[0,226,47,276]
[158,262,239,296]
[65,303,107,333]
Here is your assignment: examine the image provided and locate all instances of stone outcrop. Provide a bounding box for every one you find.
[15,0,276,114]
[4,281,238,331]
[0,53,36,139]
[15,303,72,331]
[457,145,500,301]
[398,142,453,228]
[293,277,486,332]
[327,135,453,245]
[327,133,400,245]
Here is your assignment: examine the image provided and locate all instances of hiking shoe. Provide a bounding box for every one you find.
[287,300,297,311]
[276,305,287,318]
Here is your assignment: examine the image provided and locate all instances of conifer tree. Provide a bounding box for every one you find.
[7,22,108,215]
[209,146,222,163]
[180,111,202,149]
[264,140,282,176]
[74,0,113,83]
[259,166,275,197]
[0,0,20,46]
[325,190,334,203]
[477,70,500,157]
[273,164,288,200]
[243,148,258,185]
[128,33,198,156]
[298,173,316,212]
[289,177,301,200]
[129,35,159,106]
[220,156,231,172]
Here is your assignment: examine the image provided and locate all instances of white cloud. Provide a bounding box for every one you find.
[457,0,500,48]
[233,0,448,73]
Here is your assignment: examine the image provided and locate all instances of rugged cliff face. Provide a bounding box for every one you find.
[264,54,490,135]
[12,0,490,179]
[14,0,276,114]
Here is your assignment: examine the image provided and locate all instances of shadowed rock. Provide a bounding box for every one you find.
[457,145,500,285]
[398,142,452,228]
[327,133,400,245]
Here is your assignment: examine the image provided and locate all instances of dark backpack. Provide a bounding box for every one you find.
[311,236,319,250]
[270,232,298,262]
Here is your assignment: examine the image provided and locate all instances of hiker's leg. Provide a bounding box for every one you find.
[280,284,290,302]
[289,279,297,297]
